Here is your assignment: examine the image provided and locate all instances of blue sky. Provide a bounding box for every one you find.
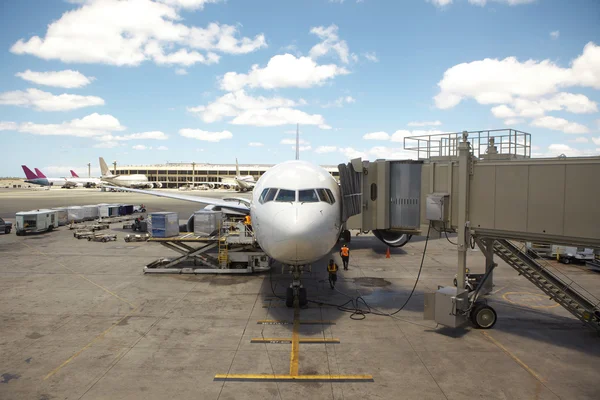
[0,0,599,177]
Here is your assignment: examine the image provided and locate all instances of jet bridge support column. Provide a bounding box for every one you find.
[456,132,471,292]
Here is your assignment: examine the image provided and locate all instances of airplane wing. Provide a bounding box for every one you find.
[103,186,250,214]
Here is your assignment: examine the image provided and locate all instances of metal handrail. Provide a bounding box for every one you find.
[404,129,531,160]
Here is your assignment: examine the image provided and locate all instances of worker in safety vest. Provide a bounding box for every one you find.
[244,215,252,232]
[327,259,338,289]
[340,244,350,270]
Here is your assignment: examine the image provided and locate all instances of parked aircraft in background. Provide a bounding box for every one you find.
[234,158,256,191]
[34,168,101,188]
[99,157,162,189]
[22,166,68,187]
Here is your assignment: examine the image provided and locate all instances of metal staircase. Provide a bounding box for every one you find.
[493,239,600,333]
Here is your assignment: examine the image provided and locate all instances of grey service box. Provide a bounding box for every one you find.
[424,286,469,328]
[426,193,449,222]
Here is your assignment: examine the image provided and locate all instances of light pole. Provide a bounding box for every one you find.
[87,163,91,178]
[112,160,117,175]
[192,162,196,187]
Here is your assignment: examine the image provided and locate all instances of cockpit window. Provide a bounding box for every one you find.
[316,188,336,204]
[264,188,278,203]
[259,188,269,204]
[275,189,296,202]
[299,189,319,203]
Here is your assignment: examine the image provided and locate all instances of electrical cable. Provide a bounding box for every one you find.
[442,222,458,246]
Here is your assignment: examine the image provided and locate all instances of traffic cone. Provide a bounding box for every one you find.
[386,247,391,258]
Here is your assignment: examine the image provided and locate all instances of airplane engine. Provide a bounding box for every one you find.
[153,182,163,188]
[208,183,215,189]
[373,229,412,247]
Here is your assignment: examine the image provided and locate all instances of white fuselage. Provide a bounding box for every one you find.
[236,175,256,190]
[250,160,341,266]
[101,174,151,188]
[67,177,102,187]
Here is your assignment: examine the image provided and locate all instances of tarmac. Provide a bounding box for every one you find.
[1,187,599,400]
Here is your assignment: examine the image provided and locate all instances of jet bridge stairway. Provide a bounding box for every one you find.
[492,239,600,333]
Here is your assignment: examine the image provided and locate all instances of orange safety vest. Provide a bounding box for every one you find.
[244,215,251,225]
[327,263,338,273]
[340,247,349,257]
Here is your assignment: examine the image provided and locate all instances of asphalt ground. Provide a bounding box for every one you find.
[1,187,599,399]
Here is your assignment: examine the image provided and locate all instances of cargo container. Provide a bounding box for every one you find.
[82,205,99,221]
[147,212,179,238]
[67,206,85,223]
[52,207,68,226]
[97,204,110,218]
[107,204,120,217]
[119,204,134,215]
[193,210,223,236]
[15,210,58,235]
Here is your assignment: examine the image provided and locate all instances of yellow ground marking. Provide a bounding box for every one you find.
[21,241,136,308]
[502,291,560,309]
[43,309,138,380]
[289,307,300,376]
[214,374,374,382]
[481,331,545,383]
[251,338,340,344]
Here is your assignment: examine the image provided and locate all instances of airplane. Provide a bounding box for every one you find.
[233,158,256,192]
[70,170,79,178]
[99,157,162,189]
[22,165,68,187]
[36,167,102,188]
[105,142,412,307]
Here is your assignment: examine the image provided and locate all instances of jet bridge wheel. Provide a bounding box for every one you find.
[470,303,497,329]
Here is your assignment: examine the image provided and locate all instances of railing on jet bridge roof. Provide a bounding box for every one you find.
[403,129,531,160]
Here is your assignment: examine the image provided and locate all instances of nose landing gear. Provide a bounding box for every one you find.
[285,264,309,308]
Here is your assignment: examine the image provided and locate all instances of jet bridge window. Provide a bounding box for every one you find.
[299,189,319,203]
[316,188,334,204]
[259,188,279,204]
[275,189,296,202]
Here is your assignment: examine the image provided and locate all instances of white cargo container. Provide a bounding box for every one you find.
[108,204,120,217]
[82,205,99,221]
[97,203,110,218]
[194,210,223,236]
[67,206,85,223]
[52,207,68,226]
[148,212,179,238]
[15,209,58,235]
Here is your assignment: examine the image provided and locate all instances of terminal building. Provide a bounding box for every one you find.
[113,162,340,188]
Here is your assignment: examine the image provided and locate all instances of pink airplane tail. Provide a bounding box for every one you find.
[22,165,38,180]
[34,168,47,178]
[70,170,80,178]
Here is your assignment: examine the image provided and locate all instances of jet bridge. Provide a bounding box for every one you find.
[339,129,600,331]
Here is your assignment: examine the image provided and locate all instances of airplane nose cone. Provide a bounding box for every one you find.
[264,206,336,265]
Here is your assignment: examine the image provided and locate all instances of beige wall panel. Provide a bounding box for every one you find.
[494,165,528,232]
[526,165,565,235]
[433,165,449,193]
[451,164,459,227]
[469,165,496,229]
[564,164,600,239]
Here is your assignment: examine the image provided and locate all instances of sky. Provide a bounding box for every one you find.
[0,0,599,177]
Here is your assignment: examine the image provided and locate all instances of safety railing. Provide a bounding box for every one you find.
[403,129,531,160]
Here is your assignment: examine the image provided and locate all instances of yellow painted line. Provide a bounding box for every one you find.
[44,309,138,380]
[21,242,136,309]
[251,338,340,344]
[502,291,560,309]
[290,307,300,376]
[214,374,374,382]
[482,331,545,383]
[257,320,335,325]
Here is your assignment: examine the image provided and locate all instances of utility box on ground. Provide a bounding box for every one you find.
[424,286,469,328]
[148,212,179,238]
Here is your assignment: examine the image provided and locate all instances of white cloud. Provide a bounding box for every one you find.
[319,124,333,130]
[363,131,390,140]
[428,0,453,6]
[315,145,337,153]
[17,113,125,137]
[248,142,263,147]
[281,138,309,145]
[571,137,589,143]
[93,141,120,149]
[467,0,535,5]
[364,52,378,62]
[504,118,525,125]
[11,0,265,67]
[545,143,599,157]
[309,24,350,64]
[156,145,169,150]
[0,121,18,131]
[407,120,442,127]
[179,128,233,142]
[391,129,444,142]
[175,68,188,75]
[339,145,417,161]
[157,0,221,10]
[132,144,149,150]
[322,96,355,108]
[292,145,312,152]
[95,131,168,142]
[221,54,349,91]
[339,147,367,160]
[435,42,600,110]
[0,88,104,111]
[592,137,600,145]
[550,31,560,40]
[15,69,94,88]
[231,108,326,127]
[491,92,598,119]
[530,116,589,134]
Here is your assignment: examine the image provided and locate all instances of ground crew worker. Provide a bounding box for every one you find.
[327,259,338,289]
[340,244,350,270]
[244,215,252,232]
